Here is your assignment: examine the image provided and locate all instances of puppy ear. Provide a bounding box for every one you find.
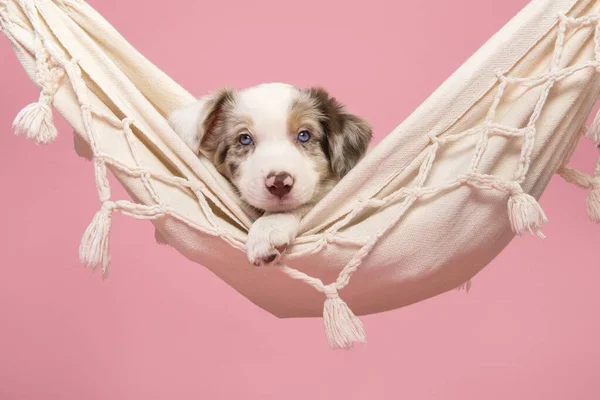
[167,88,236,155]
[307,87,372,178]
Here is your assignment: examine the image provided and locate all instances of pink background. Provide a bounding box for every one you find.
[1,0,599,398]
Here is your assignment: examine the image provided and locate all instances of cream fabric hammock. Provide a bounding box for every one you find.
[2,0,600,349]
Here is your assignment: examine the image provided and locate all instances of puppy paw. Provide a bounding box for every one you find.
[246,213,299,266]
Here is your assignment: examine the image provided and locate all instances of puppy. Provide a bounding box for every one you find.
[168,83,372,266]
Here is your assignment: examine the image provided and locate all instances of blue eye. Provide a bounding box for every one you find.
[297,130,310,143]
[239,134,253,146]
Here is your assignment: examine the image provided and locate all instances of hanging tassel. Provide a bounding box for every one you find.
[557,166,600,223]
[322,285,366,349]
[12,43,64,145]
[79,201,115,277]
[507,184,548,238]
[12,100,57,144]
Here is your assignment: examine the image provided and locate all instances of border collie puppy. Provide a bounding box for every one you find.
[168,83,372,266]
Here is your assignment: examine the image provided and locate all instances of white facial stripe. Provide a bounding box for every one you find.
[237,85,296,143]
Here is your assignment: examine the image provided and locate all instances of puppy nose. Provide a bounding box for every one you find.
[265,172,294,198]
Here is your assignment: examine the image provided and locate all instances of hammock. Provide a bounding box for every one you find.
[1,0,599,349]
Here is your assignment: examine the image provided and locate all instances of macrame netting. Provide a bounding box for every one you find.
[1,0,599,349]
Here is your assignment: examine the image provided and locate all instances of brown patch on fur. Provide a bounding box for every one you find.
[287,96,324,138]
[196,88,255,181]
[304,87,372,179]
[289,93,335,203]
[222,142,253,179]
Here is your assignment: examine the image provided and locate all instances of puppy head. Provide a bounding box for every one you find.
[168,83,372,213]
